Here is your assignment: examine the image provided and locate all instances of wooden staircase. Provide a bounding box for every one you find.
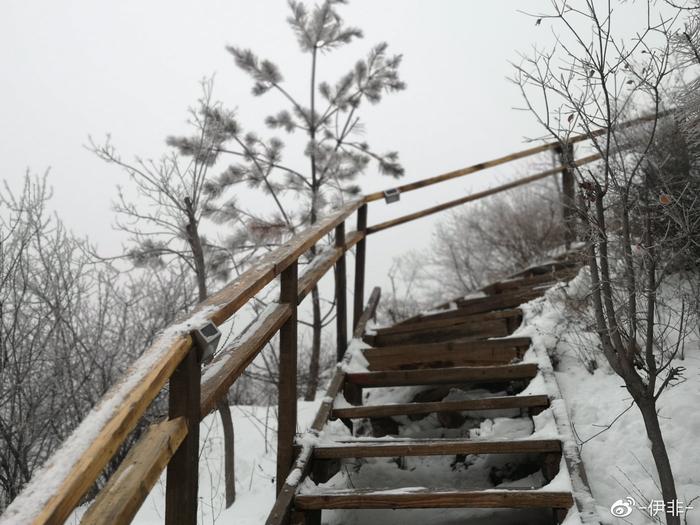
[270,256,590,525]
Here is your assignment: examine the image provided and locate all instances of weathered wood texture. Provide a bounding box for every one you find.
[295,489,575,510]
[200,304,292,417]
[334,223,348,361]
[364,339,529,370]
[198,200,363,326]
[366,153,602,232]
[373,309,522,336]
[352,287,381,339]
[332,394,549,419]
[363,319,512,347]
[352,205,368,330]
[165,348,201,525]
[310,438,561,458]
[81,418,188,525]
[297,231,363,302]
[480,267,580,295]
[277,262,299,495]
[346,363,539,388]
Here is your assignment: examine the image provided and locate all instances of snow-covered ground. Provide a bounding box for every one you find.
[69,268,699,525]
[517,270,700,525]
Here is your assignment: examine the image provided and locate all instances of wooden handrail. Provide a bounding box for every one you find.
[367,152,602,234]
[364,112,665,203]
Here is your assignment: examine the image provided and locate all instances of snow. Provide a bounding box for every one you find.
[16,261,698,525]
[515,267,700,524]
[0,304,220,525]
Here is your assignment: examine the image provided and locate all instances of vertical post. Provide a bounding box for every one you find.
[165,346,201,525]
[334,222,348,362]
[558,142,576,248]
[353,204,368,330]
[277,261,298,495]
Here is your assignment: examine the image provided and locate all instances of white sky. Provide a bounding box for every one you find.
[0,0,649,295]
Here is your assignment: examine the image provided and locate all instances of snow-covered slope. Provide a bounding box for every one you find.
[517,270,700,525]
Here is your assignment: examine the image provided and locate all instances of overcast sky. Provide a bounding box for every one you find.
[2,1,573,296]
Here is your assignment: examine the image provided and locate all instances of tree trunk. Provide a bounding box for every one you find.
[217,398,236,507]
[636,396,680,525]
[185,201,236,507]
[304,285,322,401]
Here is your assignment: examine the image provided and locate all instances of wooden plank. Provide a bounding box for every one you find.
[277,262,298,495]
[352,204,368,330]
[373,309,522,336]
[480,267,579,295]
[199,200,363,326]
[508,260,579,279]
[334,223,348,361]
[295,489,575,510]
[297,231,363,302]
[346,364,539,388]
[366,153,601,233]
[165,348,201,525]
[200,304,292,418]
[362,338,532,359]
[332,394,550,419]
[364,319,510,347]
[266,289,382,525]
[311,438,561,459]
[352,287,381,339]
[81,418,188,525]
[363,112,665,203]
[365,345,524,371]
[454,289,544,314]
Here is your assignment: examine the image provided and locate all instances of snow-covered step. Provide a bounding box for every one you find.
[373,309,522,336]
[345,364,539,388]
[294,488,574,511]
[362,337,531,370]
[363,317,513,346]
[308,437,561,459]
[332,394,549,419]
[480,267,579,295]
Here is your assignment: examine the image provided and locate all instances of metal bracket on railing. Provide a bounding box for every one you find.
[383,187,400,204]
[192,321,221,364]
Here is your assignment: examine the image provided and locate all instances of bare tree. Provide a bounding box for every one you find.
[513,2,699,523]
[0,174,193,509]
[90,80,248,507]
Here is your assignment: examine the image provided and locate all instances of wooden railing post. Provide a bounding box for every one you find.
[557,142,576,248]
[353,205,367,331]
[165,346,201,525]
[334,222,348,362]
[277,261,298,495]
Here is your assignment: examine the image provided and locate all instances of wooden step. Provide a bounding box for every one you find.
[309,437,561,459]
[509,260,579,279]
[295,488,574,510]
[332,394,549,419]
[480,267,579,295]
[374,309,522,336]
[363,319,512,347]
[345,364,538,388]
[363,338,531,371]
